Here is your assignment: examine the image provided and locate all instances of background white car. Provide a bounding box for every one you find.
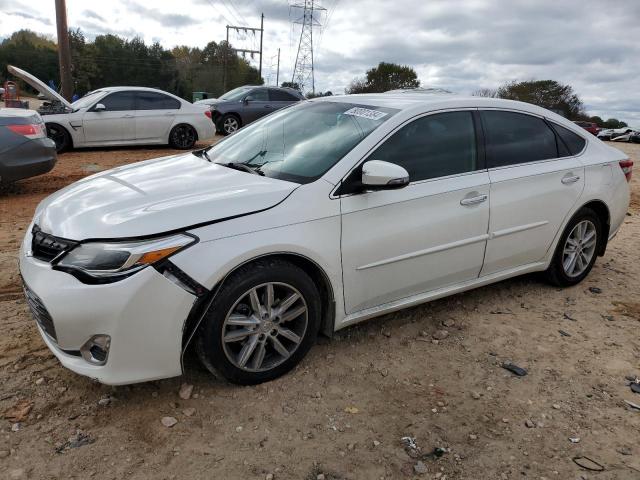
[8,65,215,152]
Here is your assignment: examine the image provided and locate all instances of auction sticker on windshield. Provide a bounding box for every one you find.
[343,107,388,120]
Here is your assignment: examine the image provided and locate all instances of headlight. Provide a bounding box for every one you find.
[54,233,196,283]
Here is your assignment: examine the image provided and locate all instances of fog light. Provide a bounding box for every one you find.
[80,335,111,366]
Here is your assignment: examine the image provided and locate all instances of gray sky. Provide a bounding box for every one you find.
[1,0,638,126]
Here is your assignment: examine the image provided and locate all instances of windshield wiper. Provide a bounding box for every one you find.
[193,148,213,162]
[223,162,264,176]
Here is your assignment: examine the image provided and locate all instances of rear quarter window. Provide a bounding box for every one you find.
[552,124,587,156]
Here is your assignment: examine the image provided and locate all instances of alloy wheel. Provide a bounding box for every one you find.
[221,282,308,372]
[223,117,239,134]
[562,220,597,277]
[171,125,195,148]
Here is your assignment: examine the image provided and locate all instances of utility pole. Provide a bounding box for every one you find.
[223,26,229,92]
[259,13,264,78]
[276,48,280,86]
[224,15,264,92]
[54,0,73,100]
[291,1,325,95]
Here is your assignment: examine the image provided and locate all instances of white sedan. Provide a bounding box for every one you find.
[20,94,632,386]
[8,65,215,152]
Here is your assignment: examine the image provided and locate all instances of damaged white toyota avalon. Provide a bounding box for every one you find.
[20,94,632,385]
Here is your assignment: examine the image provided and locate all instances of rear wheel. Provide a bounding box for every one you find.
[46,124,71,153]
[545,208,602,287]
[196,259,320,385]
[169,124,197,149]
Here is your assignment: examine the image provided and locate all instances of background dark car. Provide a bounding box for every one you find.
[0,108,56,184]
[209,86,305,135]
[573,120,600,135]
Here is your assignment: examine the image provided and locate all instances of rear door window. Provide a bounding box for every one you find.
[97,91,136,111]
[136,91,181,110]
[269,89,299,102]
[481,110,558,167]
[369,111,478,182]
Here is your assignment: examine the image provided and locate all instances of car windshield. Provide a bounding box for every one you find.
[71,90,104,110]
[207,101,399,184]
[218,86,253,102]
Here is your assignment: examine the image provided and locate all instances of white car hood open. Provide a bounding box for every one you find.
[8,65,73,109]
[35,152,298,240]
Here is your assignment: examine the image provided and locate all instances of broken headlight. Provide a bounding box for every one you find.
[54,233,197,283]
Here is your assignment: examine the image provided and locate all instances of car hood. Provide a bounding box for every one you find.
[35,152,298,240]
[8,65,73,109]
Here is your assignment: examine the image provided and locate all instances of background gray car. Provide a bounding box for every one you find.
[209,86,305,135]
[0,108,56,184]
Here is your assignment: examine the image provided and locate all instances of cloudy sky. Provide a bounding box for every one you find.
[1,0,639,126]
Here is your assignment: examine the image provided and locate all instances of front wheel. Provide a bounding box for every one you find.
[196,259,320,385]
[169,124,197,149]
[46,124,71,153]
[220,114,240,135]
[545,208,602,287]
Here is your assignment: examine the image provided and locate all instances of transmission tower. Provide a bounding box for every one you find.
[290,0,325,94]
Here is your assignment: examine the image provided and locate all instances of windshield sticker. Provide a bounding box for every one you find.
[343,107,388,120]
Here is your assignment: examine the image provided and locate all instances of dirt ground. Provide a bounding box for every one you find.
[0,141,639,480]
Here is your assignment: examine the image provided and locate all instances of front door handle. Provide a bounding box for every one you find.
[561,175,581,185]
[123,114,135,118]
[460,194,488,206]
[264,105,273,109]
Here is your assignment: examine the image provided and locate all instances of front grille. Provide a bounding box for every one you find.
[31,225,77,262]
[23,282,57,342]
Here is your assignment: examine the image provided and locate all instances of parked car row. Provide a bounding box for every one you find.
[597,127,638,142]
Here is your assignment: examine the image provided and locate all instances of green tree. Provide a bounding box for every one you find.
[345,62,420,94]
[496,80,585,119]
[1,29,263,102]
[281,81,301,91]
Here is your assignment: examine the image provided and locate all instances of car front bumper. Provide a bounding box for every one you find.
[19,236,198,385]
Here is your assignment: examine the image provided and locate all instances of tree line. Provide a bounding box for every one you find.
[346,62,628,128]
[0,29,262,101]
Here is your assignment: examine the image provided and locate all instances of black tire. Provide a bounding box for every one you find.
[220,113,241,136]
[545,208,602,287]
[196,259,321,385]
[46,123,71,153]
[169,124,197,149]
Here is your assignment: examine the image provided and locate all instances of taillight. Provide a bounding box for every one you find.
[204,110,212,119]
[620,159,633,182]
[7,123,46,139]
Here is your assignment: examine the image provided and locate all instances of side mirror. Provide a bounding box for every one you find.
[361,160,409,190]
[243,97,250,105]
[93,103,106,112]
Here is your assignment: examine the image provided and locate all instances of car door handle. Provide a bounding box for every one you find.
[264,105,273,109]
[123,114,135,118]
[561,175,581,184]
[460,194,488,206]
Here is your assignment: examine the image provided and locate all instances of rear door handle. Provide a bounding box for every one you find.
[123,114,135,118]
[460,194,488,206]
[264,105,273,109]
[561,175,581,184]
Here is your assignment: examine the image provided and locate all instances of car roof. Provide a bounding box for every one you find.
[311,93,583,132]
[98,86,177,94]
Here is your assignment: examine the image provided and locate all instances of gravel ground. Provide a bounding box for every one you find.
[0,141,638,480]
